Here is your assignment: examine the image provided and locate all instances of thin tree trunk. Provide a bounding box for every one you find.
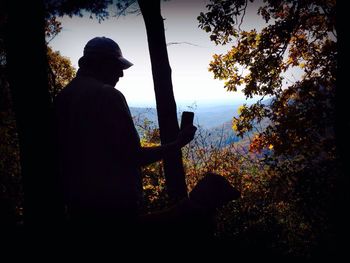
[5,0,62,228]
[138,0,187,201]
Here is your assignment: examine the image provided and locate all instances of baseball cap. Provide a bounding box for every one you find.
[83,36,133,69]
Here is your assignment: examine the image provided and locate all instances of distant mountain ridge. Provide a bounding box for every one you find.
[130,98,272,147]
[130,104,241,148]
[130,98,273,129]
[130,103,242,130]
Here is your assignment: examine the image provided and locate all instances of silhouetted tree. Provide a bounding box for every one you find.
[4,0,62,228]
[2,1,77,228]
[138,0,187,200]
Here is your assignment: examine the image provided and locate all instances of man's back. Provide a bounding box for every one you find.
[55,72,142,224]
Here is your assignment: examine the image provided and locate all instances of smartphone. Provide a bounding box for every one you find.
[180,111,194,130]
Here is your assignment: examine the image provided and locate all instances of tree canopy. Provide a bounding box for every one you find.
[47,47,76,100]
[199,0,336,175]
[199,0,336,156]
[199,0,338,255]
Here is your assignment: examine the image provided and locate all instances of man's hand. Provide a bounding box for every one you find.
[177,125,197,148]
[139,124,196,165]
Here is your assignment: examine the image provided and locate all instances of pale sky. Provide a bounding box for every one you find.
[49,0,294,107]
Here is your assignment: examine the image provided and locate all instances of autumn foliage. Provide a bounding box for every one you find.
[199,0,337,257]
[140,0,338,258]
[0,0,339,259]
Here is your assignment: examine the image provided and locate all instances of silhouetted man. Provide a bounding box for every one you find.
[54,37,197,231]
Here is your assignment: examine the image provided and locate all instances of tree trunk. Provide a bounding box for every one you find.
[5,0,62,229]
[138,0,187,201]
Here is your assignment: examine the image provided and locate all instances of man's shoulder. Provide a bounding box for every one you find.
[100,84,126,102]
[101,84,122,95]
[54,75,127,108]
[62,76,123,98]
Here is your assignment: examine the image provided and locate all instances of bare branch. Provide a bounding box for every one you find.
[115,0,138,18]
[166,41,203,47]
[238,0,248,32]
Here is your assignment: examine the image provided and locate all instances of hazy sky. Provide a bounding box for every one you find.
[49,0,269,107]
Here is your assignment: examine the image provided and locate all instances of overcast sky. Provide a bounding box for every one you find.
[49,0,270,107]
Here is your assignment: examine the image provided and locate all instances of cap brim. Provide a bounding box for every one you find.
[118,57,133,69]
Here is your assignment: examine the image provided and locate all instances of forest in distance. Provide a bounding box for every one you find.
[1,0,346,260]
